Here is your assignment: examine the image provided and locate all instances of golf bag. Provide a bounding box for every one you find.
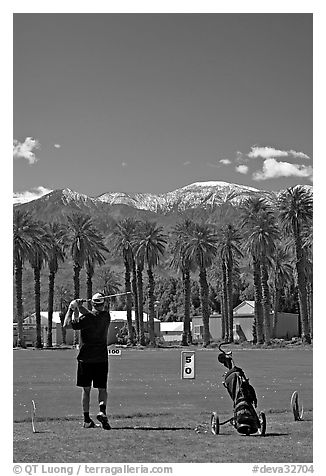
[223,366,260,434]
[218,351,260,434]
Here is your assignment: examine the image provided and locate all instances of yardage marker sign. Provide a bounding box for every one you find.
[108,348,122,356]
[181,351,195,379]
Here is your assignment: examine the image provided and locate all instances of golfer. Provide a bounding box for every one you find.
[64,292,111,430]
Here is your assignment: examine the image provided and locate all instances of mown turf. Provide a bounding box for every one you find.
[13,346,313,463]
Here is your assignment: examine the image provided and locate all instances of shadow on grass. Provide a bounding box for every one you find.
[112,426,193,431]
[251,433,289,437]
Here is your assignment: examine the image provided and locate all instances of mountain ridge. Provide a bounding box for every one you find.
[14,181,312,227]
[14,181,265,209]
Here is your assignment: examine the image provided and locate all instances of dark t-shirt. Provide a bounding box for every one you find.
[71,310,110,363]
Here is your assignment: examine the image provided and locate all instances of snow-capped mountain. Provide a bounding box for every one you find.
[96,181,263,212]
[14,181,312,225]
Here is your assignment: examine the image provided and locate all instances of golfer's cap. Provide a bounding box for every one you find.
[92,292,105,304]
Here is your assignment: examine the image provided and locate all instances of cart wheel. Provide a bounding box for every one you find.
[291,391,304,421]
[258,411,266,436]
[210,412,220,435]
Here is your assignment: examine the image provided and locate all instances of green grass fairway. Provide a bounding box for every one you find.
[13,347,313,463]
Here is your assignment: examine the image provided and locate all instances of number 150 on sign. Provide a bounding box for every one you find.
[181,351,195,379]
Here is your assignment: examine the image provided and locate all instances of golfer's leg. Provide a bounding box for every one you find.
[96,362,109,415]
[82,386,91,413]
[97,388,111,429]
[98,388,107,412]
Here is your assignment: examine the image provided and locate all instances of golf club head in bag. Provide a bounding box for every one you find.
[218,352,233,370]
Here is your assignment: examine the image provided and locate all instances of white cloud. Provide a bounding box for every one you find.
[54,144,61,149]
[220,159,231,165]
[252,158,313,181]
[121,162,127,167]
[13,137,40,164]
[236,165,249,174]
[13,186,53,205]
[183,161,191,166]
[288,149,310,160]
[248,146,289,159]
[248,145,311,160]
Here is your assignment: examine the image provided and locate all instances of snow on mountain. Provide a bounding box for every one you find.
[97,181,262,212]
[14,181,312,214]
[96,191,166,211]
[59,188,97,206]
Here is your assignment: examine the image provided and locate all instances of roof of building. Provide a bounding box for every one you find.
[25,312,62,325]
[109,310,160,322]
[233,301,255,315]
[160,322,184,332]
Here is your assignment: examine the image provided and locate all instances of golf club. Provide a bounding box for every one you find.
[79,291,133,302]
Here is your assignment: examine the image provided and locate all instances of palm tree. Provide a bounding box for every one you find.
[170,219,196,346]
[134,232,146,346]
[131,257,140,339]
[13,210,43,347]
[240,197,270,344]
[269,243,294,337]
[183,223,218,346]
[244,208,279,344]
[134,221,167,346]
[29,220,50,348]
[304,245,313,337]
[46,223,66,347]
[66,213,108,344]
[112,218,140,345]
[278,186,313,343]
[216,224,243,342]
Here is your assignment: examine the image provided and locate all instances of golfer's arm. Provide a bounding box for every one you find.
[77,303,91,315]
[63,308,79,328]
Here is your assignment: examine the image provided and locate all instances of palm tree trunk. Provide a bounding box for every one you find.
[296,260,311,343]
[147,266,156,346]
[73,262,81,345]
[199,267,210,347]
[307,281,313,337]
[182,268,192,345]
[137,265,146,346]
[261,259,271,344]
[294,231,311,343]
[225,257,234,342]
[47,270,55,347]
[86,270,93,310]
[15,260,25,348]
[33,266,43,348]
[124,257,134,345]
[59,312,67,345]
[272,285,281,338]
[132,260,140,339]
[219,291,226,340]
[221,262,228,340]
[253,256,264,344]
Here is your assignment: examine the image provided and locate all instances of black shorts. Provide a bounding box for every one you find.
[77,361,108,388]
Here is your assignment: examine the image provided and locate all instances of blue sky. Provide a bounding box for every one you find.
[13,13,313,202]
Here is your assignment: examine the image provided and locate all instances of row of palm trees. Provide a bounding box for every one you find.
[14,213,109,347]
[13,185,312,348]
[112,185,312,346]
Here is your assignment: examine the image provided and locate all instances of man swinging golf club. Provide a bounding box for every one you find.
[64,292,111,430]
